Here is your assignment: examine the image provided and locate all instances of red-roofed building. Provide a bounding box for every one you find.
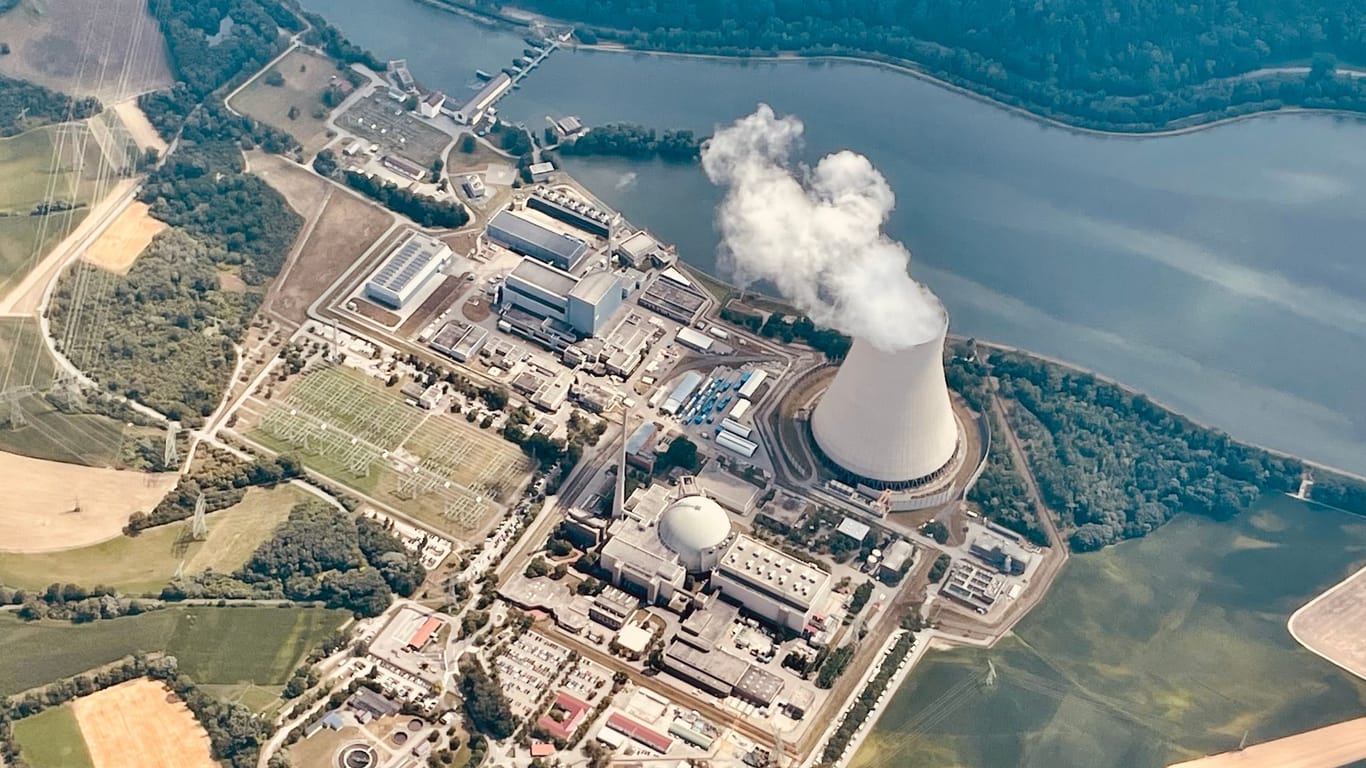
[537,691,591,741]
[606,713,672,753]
[407,616,443,650]
[530,742,555,757]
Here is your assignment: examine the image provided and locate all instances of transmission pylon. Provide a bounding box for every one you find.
[190,493,208,540]
[984,659,998,688]
[8,399,25,428]
[163,421,180,468]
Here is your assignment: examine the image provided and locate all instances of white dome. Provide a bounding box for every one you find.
[659,495,731,572]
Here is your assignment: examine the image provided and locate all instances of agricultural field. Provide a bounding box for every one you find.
[0,606,348,697]
[0,124,112,294]
[239,365,531,539]
[12,704,93,768]
[69,679,216,768]
[0,0,173,102]
[229,48,340,156]
[0,484,307,594]
[0,451,179,553]
[80,201,164,274]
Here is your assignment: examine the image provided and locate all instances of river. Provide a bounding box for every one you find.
[297,1,1366,762]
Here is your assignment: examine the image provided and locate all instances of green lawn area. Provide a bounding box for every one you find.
[11,705,93,768]
[228,48,339,155]
[0,124,111,294]
[0,606,349,696]
[166,606,349,686]
[0,316,56,391]
[0,484,307,595]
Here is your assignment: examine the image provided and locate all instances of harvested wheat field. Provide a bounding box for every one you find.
[110,101,168,154]
[71,679,216,768]
[1288,564,1366,681]
[1168,716,1366,768]
[81,201,164,274]
[0,451,177,553]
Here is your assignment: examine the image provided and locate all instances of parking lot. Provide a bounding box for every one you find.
[494,632,573,719]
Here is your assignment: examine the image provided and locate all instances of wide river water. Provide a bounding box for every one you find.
[299,1,1366,762]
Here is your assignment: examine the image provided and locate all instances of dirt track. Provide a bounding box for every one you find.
[1168,716,1366,768]
[71,679,217,768]
[0,451,177,553]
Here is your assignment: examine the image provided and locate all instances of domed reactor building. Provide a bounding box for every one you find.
[807,302,969,509]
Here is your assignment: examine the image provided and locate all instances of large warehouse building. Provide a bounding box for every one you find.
[502,258,624,337]
[363,232,451,309]
[810,303,961,490]
[487,210,588,271]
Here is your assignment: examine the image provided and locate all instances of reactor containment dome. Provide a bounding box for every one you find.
[658,495,732,572]
[810,308,960,490]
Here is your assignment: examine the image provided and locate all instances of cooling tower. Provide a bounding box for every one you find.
[810,310,959,490]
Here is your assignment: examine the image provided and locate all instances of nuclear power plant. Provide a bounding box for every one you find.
[810,302,961,490]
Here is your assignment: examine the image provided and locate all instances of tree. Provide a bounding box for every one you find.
[264,70,285,87]
[460,134,477,153]
[312,148,338,176]
[287,105,300,120]
[922,520,949,545]
[928,553,952,583]
[658,436,699,473]
[459,658,515,739]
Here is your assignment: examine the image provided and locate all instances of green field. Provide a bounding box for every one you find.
[0,485,307,595]
[167,606,347,686]
[0,606,349,696]
[854,495,1366,768]
[11,705,93,768]
[0,124,112,294]
[228,48,339,155]
[246,365,531,539]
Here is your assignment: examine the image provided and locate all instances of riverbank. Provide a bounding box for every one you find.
[411,0,1366,139]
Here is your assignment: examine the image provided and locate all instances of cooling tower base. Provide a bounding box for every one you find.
[806,413,966,492]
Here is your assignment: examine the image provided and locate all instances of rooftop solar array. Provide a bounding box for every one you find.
[372,234,447,293]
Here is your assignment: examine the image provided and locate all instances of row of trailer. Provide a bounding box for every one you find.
[664,366,769,457]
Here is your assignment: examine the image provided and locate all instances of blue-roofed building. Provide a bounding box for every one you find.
[364,231,452,309]
[487,210,588,271]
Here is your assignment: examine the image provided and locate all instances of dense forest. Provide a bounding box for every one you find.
[558,122,703,161]
[989,352,1306,550]
[165,500,426,617]
[489,0,1366,130]
[0,76,100,137]
[48,229,263,424]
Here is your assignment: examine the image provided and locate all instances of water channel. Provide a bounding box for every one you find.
[297,2,1366,762]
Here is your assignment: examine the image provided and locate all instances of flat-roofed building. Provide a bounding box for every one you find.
[454,73,511,124]
[614,230,660,268]
[970,532,1034,575]
[528,161,555,182]
[589,585,639,629]
[488,210,589,272]
[696,463,763,515]
[639,275,708,324]
[429,320,488,361]
[502,259,623,338]
[877,539,915,582]
[528,188,612,236]
[713,535,833,633]
[568,271,624,336]
[364,232,451,308]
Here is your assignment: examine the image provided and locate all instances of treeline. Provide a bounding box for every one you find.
[458,656,515,740]
[0,582,161,623]
[558,122,703,161]
[511,0,1366,130]
[164,500,426,617]
[299,10,386,70]
[127,449,303,534]
[819,620,920,765]
[0,657,265,768]
[146,0,297,98]
[140,140,302,284]
[342,169,470,228]
[721,305,851,359]
[990,352,1304,550]
[0,75,100,137]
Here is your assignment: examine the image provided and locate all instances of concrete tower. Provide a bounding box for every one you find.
[810,307,959,489]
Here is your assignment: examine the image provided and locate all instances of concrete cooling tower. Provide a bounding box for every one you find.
[810,310,960,490]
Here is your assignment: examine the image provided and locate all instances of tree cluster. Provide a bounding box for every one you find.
[991,352,1303,550]
[523,0,1366,130]
[127,449,302,534]
[559,123,703,161]
[0,74,100,137]
[735,311,850,360]
[299,11,386,69]
[819,627,917,764]
[342,170,470,228]
[165,501,426,617]
[457,656,515,740]
[146,0,297,101]
[815,644,854,689]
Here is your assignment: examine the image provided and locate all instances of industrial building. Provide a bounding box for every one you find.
[454,73,511,124]
[638,272,708,324]
[712,534,833,633]
[501,258,624,337]
[461,175,485,199]
[624,422,658,471]
[877,539,916,582]
[810,304,961,490]
[487,210,589,271]
[363,232,451,309]
[614,230,662,268]
[969,532,1034,575]
[382,153,426,182]
[528,162,556,183]
[528,188,612,236]
[419,91,445,118]
[429,320,488,361]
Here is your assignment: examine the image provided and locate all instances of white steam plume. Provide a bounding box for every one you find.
[701,104,945,351]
